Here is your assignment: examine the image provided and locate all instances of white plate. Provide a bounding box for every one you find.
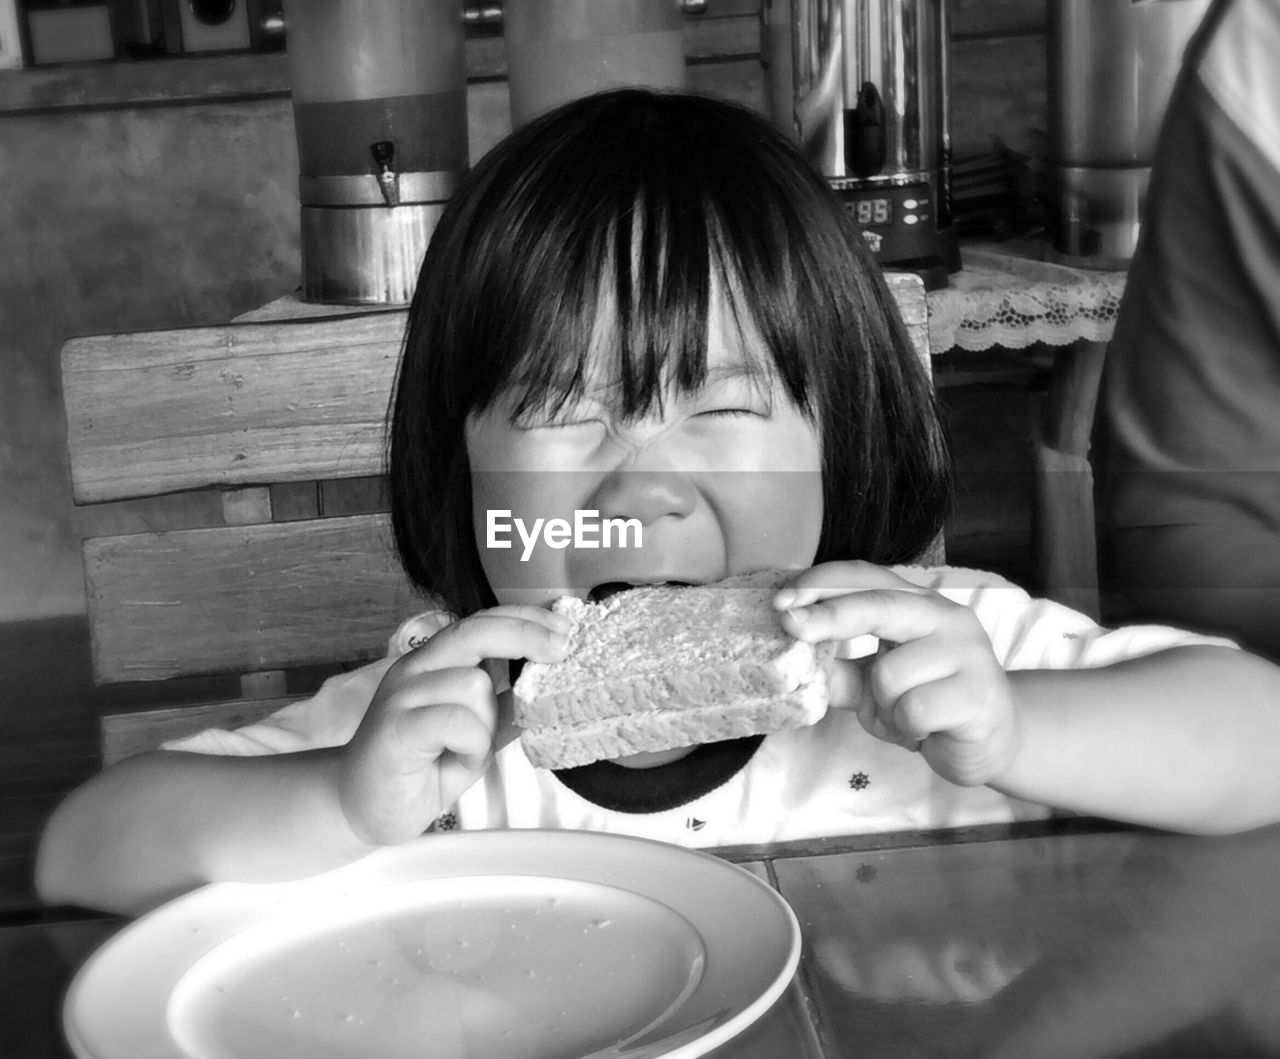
[65,830,800,1059]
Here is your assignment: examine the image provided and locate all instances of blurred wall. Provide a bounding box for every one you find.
[0,98,301,621]
[0,0,1044,622]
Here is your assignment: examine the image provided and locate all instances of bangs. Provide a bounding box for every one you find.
[390,89,951,615]
[450,97,826,425]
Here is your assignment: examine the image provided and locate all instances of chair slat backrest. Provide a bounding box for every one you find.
[62,308,423,700]
[885,271,930,373]
[65,273,934,764]
[62,311,403,503]
[885,272,945,567]
[82,514,415,683]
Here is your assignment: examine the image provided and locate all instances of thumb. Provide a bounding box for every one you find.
[828,655,871,712]
[826,633,882,711]
[829,655,922,752]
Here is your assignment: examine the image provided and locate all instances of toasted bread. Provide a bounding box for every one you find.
[513,570,835,769]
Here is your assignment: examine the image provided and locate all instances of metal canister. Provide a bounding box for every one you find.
[764,0,959,288]
[1046,0,1211,267]
[285,0,468,304]
[502,0,687,127]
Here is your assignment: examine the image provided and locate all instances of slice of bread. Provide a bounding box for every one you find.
[513,570,836,769]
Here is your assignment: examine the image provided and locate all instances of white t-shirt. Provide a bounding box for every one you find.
[164,566,1235,847]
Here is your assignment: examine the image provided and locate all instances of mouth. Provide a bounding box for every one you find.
[588,581,694,604]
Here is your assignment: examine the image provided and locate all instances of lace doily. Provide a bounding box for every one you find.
[927,247,1128,353]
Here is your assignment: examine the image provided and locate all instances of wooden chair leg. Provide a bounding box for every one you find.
[1032,340,1107,621]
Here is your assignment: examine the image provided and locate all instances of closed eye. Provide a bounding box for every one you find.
[694,406,770,419]
[508,393,609,431]
[512,406,606,430]
[523,417,602,429]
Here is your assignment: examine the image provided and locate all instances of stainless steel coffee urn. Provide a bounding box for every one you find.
[1046,0,1210,268]
[503,0,688,126]
[284,0,468,304]
[764,0,960,288]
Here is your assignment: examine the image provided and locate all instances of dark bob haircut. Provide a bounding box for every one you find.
[389,88,950,616]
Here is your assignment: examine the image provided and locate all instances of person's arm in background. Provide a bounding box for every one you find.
[1092,0,1280,661]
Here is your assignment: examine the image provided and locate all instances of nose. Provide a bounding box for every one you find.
[590,468,698,525]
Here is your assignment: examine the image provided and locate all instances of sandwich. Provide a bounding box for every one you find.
[512,570,837,770]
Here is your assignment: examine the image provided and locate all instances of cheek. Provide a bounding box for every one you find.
[735,412,824,565]
[724,469,824,570]
[469,470,586,606]
[466,415,579,604]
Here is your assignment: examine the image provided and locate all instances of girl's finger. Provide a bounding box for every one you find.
[889,677,976,744]
[392,700,496,768]
[381,665,501,745]
[773,561,925,610]
[855,672,977,750]
[475,604,575,632]
[828,655,871,711]
[866,635,961,708]
[853,690,922,752]
[401,610,572,672]
[780,586,956,646]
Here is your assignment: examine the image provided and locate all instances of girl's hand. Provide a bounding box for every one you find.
[337,606,571,846]
[776,562,1021,787]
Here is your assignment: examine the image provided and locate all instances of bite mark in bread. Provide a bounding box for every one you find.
[513,570,836,770]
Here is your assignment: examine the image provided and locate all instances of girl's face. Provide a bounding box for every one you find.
[465,285,824,606]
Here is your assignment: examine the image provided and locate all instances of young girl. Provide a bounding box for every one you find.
[38,89,1280,916]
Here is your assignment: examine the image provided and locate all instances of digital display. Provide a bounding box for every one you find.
[853,197,893,226]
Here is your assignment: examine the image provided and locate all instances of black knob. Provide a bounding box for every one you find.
[189,0,236,27]
[845,81,887,179]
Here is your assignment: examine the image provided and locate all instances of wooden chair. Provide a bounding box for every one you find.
[62,273,934,766]
[62,308,425,765]
[888,271,946,567]
[886,271,932,386]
